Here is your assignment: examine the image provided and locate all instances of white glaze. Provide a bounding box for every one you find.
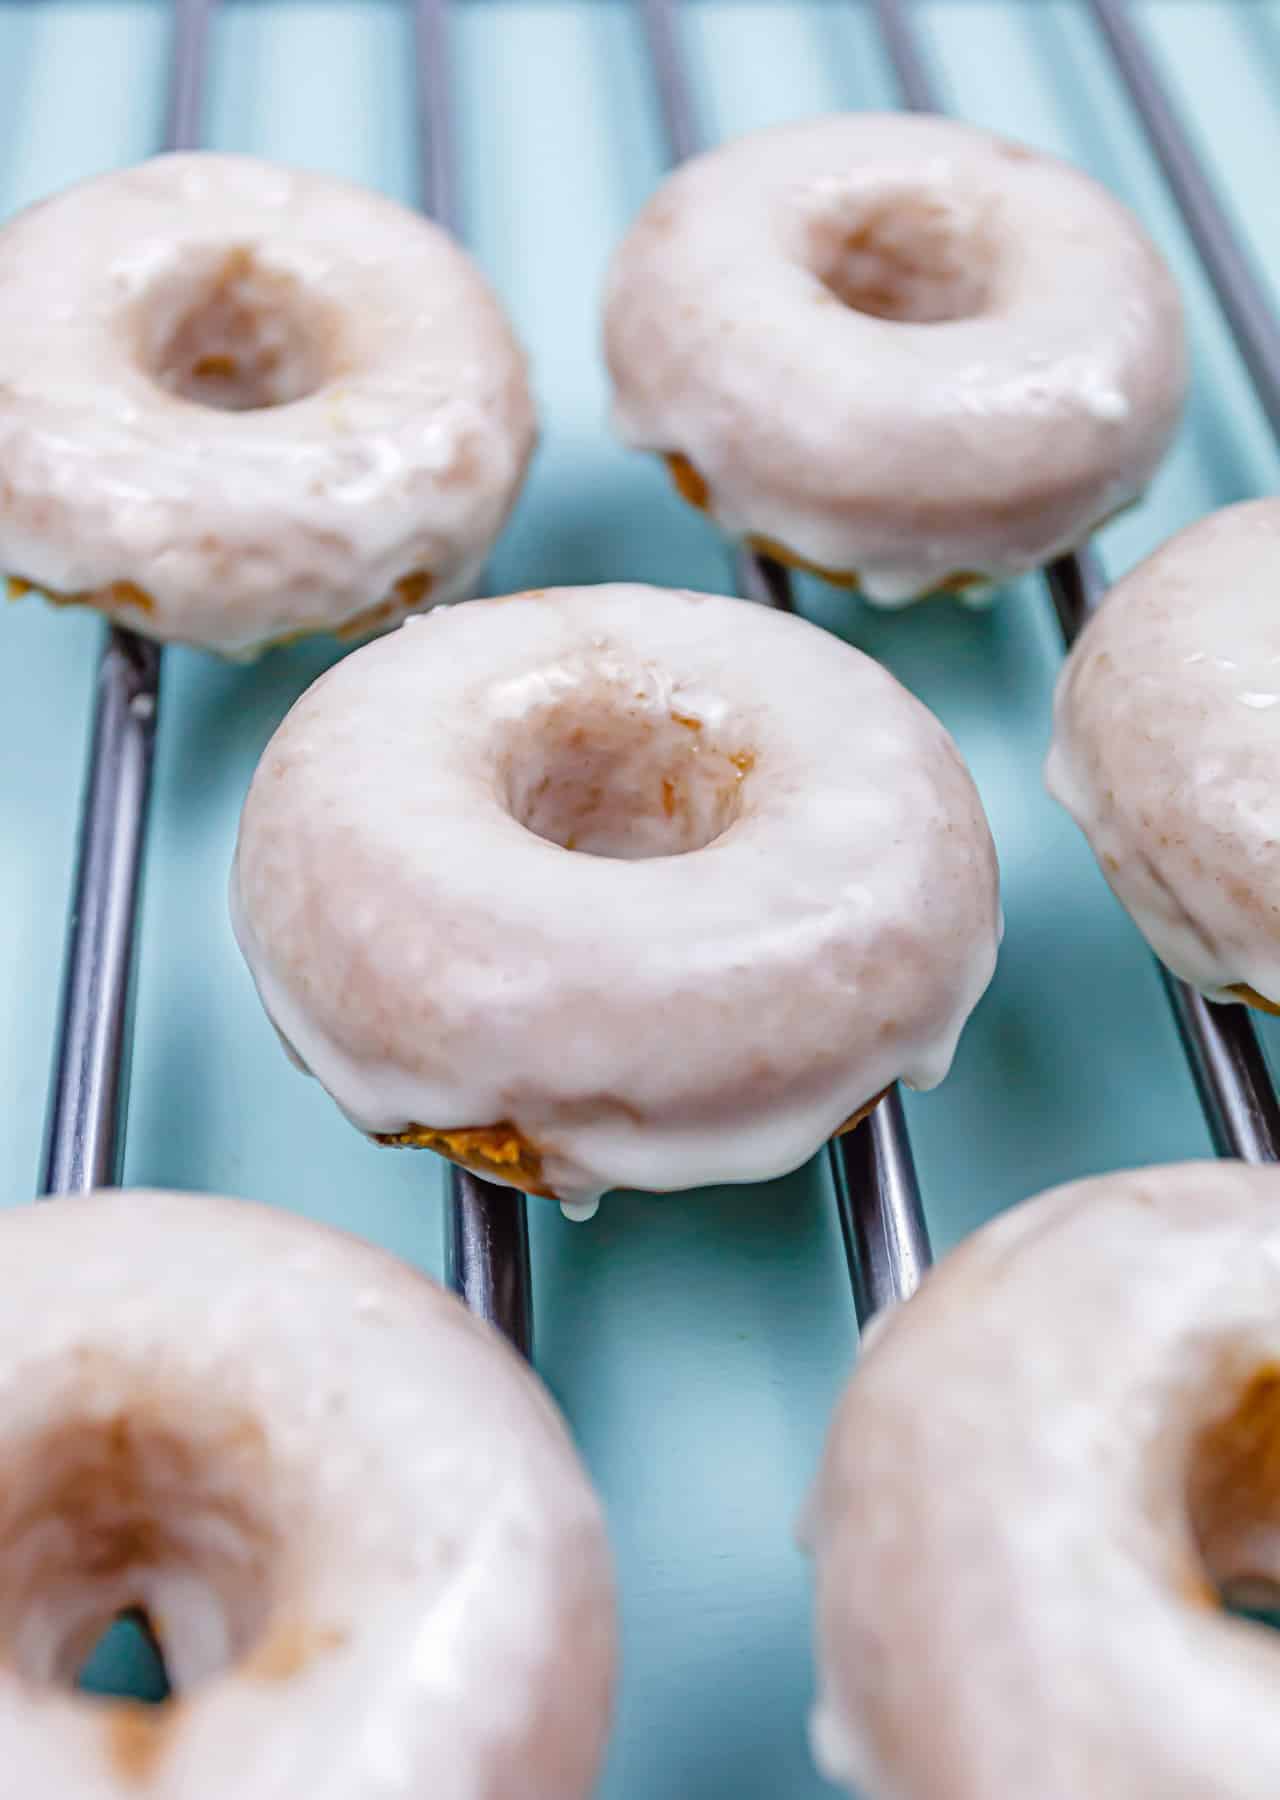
[1047,499,1280,1005]
[0,153,535,656]
[230,582,1002,1203]
[604,113,1186,602]
[0,1189,614,1798]
[808,1162,1280,1799]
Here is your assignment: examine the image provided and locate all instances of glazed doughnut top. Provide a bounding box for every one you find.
[606,113,1186,601]
[0,1189,613,1799]
[232,583,1001,1204]
[808,1163,1280,1799]
[1047,500,1280,1005]
[0,153,535,655]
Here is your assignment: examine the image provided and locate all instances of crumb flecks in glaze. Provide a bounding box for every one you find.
[374,1121,557,1199]
[142,245,338,413]
[498,659,755,860]
[607,115,1185,605]
[231,585,1001,1201]
[0,153,535,656]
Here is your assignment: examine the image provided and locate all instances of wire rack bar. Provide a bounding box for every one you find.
[413,0,534,1354]
[872,0,1280,1165]
[833,1087,931,1318]
[1086,0,1280,442]
[868,0,938,112]
[40,0,214,1197]
[639,0,931,1323]
[167,0,215,153]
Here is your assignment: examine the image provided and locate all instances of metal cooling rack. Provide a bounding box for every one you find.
[14,0,1280,1789]
[39,0,1280,1323]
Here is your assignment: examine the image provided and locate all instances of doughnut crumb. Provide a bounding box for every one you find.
[747,536,983,597]
[7,574,154,614]
[1231,984,1280,1017]
[664,452,709,511]
[835,1087,892,1135]
[374,1121,555,1198]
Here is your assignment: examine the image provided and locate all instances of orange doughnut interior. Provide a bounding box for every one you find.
[8,574,154,614]
[10,566,433,652]
[834,1086,892,1135]
[378,1090,888,1200]
[1230,983,1280,1017]
[265,570,435,653]
[374,1120,556,1199]
[662,455,981,596]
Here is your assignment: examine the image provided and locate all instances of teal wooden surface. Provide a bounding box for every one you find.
[0,1,1277,1791]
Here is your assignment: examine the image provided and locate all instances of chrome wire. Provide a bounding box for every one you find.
[1087,0,1280,441]
[413,0,534,1354]
[639,0,931,1324]
[867,0,1280,1164]
[40,0,213,1197]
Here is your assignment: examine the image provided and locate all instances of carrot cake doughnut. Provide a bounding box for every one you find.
[605,113,1186,602]
[1048,500,1280,1010]
[807,1162,1280,1798]
[0,1188,614,1796]
[231,582,1001,1211]
[0,153,535,656]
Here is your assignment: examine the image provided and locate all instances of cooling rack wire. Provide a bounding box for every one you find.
[13,0,1280,1786]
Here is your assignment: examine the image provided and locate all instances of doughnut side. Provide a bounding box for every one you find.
[1047,500,1280,1008]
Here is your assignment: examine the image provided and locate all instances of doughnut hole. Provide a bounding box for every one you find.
[498,664,755,860]
[138,246,337,410]
[803,181,994,323]
[0,1390,279,1701]
[1188,1363,1280,1616]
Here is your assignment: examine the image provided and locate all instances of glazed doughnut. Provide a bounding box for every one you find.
[2,1189,614,1796]
[0,153,534,656]
[807,1162,1280,1799]
[604,113,1186,603]
[1048,500,1280,1009]
[230,583,1001,1211]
